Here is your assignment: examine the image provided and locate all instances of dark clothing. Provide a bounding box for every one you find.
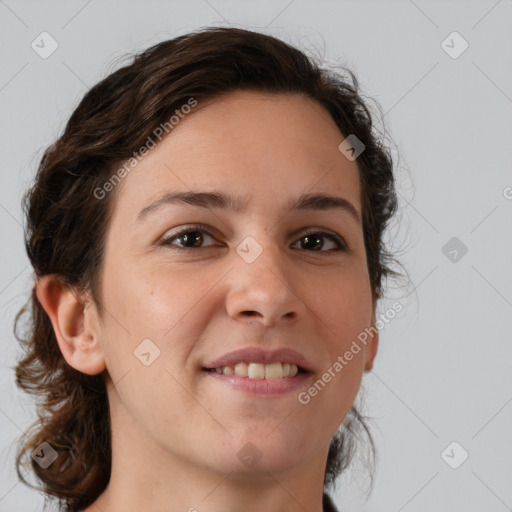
[323,492,339,512]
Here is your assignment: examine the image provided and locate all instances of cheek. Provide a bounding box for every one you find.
[298,278,371,436]
[310,268,373,350]
[97,265,210,440]
[99,261,215,377]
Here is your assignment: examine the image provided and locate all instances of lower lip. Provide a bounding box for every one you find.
[203,370,312,396]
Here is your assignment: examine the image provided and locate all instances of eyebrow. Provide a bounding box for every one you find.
[137,190,361,224]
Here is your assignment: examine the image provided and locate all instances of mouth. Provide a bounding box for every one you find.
[202,362,312,397]
[202,362,308,379]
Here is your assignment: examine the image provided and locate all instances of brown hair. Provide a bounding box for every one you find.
[14,26,401,511]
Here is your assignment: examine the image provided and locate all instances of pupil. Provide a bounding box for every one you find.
[184,231,202,247]
[303,235,322,250]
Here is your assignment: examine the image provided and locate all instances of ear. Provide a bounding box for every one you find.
[364,296,379,372]
[35,275,106,375]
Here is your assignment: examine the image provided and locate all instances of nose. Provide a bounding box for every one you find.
[225,237,307,327]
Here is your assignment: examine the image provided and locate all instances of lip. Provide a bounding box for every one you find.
[203,346,314,372]
[204,370,312,397]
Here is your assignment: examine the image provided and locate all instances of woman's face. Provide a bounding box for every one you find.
[95,90,378,477]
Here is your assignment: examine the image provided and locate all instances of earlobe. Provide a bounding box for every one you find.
[363,324,379,372]
[364,299,379,372]
[35,275,106,375]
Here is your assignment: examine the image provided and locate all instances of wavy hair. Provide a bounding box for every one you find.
[14,26,401,511]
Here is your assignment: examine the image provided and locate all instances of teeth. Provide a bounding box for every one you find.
[212,362,300,379]
[265,362,283,379]
[234,362,248,376]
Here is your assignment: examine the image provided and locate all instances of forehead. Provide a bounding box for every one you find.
[110,90,362,222]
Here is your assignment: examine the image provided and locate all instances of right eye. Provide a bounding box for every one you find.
[159,225,219,252]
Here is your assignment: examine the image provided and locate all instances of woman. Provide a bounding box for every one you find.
[14,26,401,512]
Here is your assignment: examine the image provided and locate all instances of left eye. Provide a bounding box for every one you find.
[292,231,346,252]
[160,226,347,252]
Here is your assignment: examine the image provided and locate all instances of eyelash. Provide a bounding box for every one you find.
[159,224,348,253]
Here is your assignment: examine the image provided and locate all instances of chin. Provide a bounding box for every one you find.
[222,436,311,476]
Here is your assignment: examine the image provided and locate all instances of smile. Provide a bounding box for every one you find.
[203,364,311,397]
[206,362,304,379]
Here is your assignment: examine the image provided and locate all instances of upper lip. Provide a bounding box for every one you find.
[203,347,314,372]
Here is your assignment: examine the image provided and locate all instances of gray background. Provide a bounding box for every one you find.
[1,1,511,511]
